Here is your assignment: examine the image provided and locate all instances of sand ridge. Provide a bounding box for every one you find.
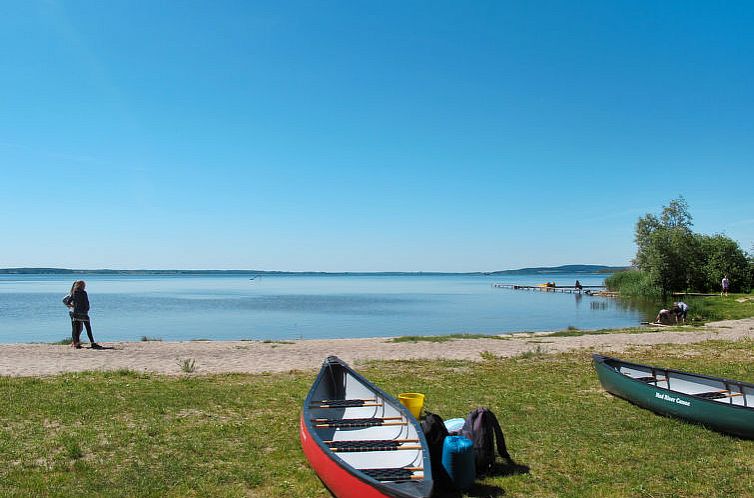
[1,318,753,377]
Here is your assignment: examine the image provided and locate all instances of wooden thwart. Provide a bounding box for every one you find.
[331,445,422,452]
[324,438,419,444]
[312,417,408,428]
[313,416,402,422]
[315,421,408,428]
[310,403,384,408]
[312,398,376,403]
[325,437,422,452]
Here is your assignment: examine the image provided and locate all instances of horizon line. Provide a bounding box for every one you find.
[0,264,629,275]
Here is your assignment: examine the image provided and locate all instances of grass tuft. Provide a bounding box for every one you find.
[109,368,150,378]
[60,435,84,460]
[517,345,547,359]
[479,350,498,361]
[50,337,73,345]
[177,358,197,373]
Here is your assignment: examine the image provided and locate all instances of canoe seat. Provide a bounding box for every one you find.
[694,391,728,400]
[310,399,383,408]
[635,376,665,383]
[328,440,419,452]
[312,399,374,406]
[313,417,406,428]
[360,467,420,482]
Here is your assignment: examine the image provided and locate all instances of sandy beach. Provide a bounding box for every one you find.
[1,318,752,377]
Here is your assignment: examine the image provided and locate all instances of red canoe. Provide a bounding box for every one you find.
[300,356,433,498]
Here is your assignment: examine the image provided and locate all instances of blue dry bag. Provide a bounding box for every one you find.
[441,435,475,490]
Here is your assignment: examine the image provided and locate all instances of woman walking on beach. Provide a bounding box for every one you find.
[68,280,100,349]
[63,281,78,345]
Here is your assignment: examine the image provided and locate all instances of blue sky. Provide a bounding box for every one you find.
[2,1,753,271]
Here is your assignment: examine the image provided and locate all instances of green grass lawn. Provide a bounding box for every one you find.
[3,338,754,497]
[691,293,754,322]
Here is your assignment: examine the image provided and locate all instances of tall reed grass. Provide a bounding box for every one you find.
[605,269,660,297]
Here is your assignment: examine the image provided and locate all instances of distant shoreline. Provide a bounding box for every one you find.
[0,264,627,276]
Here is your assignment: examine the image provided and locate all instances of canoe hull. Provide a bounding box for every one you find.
[593,354,754,438]
[300,413,400,498]
[300,356,433,498]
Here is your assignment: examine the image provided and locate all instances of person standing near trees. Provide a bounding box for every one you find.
[722,275,730,296]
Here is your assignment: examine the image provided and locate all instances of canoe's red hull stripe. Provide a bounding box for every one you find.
[300,414,390,498]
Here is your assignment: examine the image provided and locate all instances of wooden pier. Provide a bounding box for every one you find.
[492,283,616,297]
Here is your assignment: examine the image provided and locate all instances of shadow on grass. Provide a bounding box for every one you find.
[489,461,530,477]
[433,462,530,497]
[434,484,505,498]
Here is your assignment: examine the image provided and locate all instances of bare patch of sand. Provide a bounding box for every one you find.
[1,319,753,377]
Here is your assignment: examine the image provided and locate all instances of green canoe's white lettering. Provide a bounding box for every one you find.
[655,392,691,407]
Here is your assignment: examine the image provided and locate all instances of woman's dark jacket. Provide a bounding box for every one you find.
[71,289,90,318]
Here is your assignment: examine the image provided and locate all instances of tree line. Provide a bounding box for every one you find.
[606,197,753,296]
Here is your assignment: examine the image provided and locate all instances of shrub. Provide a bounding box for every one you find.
[604,269,660,297]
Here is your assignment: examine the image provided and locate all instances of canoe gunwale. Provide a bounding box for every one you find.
[301,356,433,498]
[593,353,754,439]
[593,354,753,413]
[593,353,754,392]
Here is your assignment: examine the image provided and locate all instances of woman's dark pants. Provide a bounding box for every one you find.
[72,317,95,344]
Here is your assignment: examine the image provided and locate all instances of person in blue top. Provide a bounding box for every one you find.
[673,301,689,323]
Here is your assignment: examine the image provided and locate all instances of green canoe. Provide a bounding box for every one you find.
[593,354,754,438]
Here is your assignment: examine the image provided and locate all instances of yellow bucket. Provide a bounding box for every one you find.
[398,393,425,419]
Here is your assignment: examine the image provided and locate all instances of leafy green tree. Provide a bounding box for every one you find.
[634,197,697,294]
[698,234,750,293]
[631,197,749,295]
[660,196,694,228]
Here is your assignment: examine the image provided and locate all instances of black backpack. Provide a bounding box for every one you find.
[420,410,450,484]
[461,407,513,475]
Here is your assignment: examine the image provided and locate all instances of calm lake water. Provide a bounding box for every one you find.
[0,273,653,344]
